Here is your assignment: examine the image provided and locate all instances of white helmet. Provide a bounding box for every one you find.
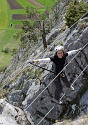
[55,45,64,52]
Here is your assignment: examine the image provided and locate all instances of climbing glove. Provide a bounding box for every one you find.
[78,47,82,51]
[29,60,34,63]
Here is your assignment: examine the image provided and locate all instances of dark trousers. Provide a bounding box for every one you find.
[54,73,70,101]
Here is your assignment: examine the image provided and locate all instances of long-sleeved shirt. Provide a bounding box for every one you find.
[34,48,82,74]
[37,50,78,63]
[34,50,78,74]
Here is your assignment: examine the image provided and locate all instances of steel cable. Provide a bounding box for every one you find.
[36,64,88,125]
[3,12,87,83]
[25,42,88,110]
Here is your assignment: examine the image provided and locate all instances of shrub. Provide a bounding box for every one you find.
[65,1,88,27]
[11,48,17,55]
[0,66,7,73]
[2,47,11,53]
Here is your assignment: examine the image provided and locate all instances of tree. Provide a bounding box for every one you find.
[23,7,48,49]
[53,2,59,22]
[41,21,47,49]
[65,1,88,27]
[14,1,60,49]
[74,0,78,5]
[21,21,38,42]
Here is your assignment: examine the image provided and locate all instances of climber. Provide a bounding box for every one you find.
[29,46,82,103]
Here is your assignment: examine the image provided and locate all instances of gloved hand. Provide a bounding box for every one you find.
[29,60,39,63]
[29,60,34,63]
[26,60,34,64]
[26,59,39,64]
[78,47,82,51]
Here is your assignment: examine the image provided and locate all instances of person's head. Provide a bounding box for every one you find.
[55,46,64,58]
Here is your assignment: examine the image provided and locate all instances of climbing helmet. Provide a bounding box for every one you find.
[54,45,64,52]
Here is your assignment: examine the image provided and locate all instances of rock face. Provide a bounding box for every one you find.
[53,115,88,125]
[0,98,31,125]
[24,21,88,125]
[80,90,88,113]
[0,3,88,125]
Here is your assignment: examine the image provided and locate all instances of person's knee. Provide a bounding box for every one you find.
[65,81,70,87]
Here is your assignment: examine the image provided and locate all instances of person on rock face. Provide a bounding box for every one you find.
[29,46,82,103]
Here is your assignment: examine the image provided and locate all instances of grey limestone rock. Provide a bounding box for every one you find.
[0,98,31,125]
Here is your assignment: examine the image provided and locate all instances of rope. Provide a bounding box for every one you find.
[23,11,88,74]
[1,10,87,125]
[71,65,88,86]
[36,64,88,125]
[25,42,88,110]
[36,106,54,125]
[0,11,87,107]
[0,11,87,125]
[2,12,88,83]
[29,62,56,74]
[60,64,88,101]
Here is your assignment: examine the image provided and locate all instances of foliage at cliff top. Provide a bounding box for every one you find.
[65,1,88,27]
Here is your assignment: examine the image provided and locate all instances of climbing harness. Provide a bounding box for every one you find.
[60,72,65,77]
[24,12,88,124]
[25,42,88,110]
[1,12,87,84]
[0,11,88,125]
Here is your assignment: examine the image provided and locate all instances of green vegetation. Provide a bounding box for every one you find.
[11,9,27,14]
[36,0,57,7]
[0,0,10,29]
[0,89,8,98]
[0,0,20,71]
[16,0,37,8]
[0,30,20,70]
[0,0,57,71]
[65,1,88,27]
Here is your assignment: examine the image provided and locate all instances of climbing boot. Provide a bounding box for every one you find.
[70,85,75,91]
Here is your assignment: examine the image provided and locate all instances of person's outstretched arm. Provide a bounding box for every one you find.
[67,48,82,56]
[29,58,51,63]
